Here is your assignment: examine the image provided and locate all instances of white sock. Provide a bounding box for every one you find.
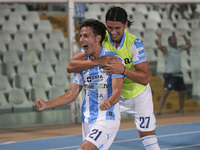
[141,135,160,150]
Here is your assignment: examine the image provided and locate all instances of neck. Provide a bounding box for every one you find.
[90,45,102,60]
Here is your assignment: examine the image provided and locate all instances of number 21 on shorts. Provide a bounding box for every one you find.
[89,129,102,141]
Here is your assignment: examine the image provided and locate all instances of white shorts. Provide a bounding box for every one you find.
[119,84,156,132]
[82,120,120,150]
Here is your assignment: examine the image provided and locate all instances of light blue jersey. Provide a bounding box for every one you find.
[73,47,124,124]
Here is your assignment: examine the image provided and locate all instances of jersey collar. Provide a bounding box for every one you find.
[108,32,125,50]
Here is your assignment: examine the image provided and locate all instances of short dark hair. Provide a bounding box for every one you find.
[80,19,106,43]
[168,35,176,42]
[105,6,133,27]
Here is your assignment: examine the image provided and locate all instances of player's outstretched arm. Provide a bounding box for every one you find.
[100,77,124,110]
[34,83,82,111]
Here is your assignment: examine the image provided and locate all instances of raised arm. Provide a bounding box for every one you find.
[179,30,192,50]
[34,83,82,111]
[99,77,124,110]
[156,29,167,55]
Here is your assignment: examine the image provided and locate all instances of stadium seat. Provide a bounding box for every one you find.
[22,50,40,66]
[13,74,32,92]
[2,20,18,35]
[156,50,165,74]
[48,86,69,110]
[0,30,12,44]
[8,12,23,26]
[0,15,5,27]
[41,50,58,65]
[37,20,52,34]
[143,28,157,41]
[32,30,48,43]
[25,11,40,25]
[29,87,49,102]
[144,19,159,31]
[45,38,62,52]
[0,75,12,94]
[129,20,144,32]
[13,4,28,17]
[36,62,55,77]
[3,51,21,66]
[8,38,25,53]
[160,19,176,31]
[58,50,70,62]
[52,72,70,90]
[0,63,16,80]
[27,38,44,53]
[0,6,11,18]
[176,19,191,31]
[32,74,51,90]
[55,60,69,75]
[0,91,12,114]
[17,62,36,78]
[19,20,35,34]
[182,70,192,84]
[49,29,66,43]
[0,41,7,54]
[132,11,146,23]
[14,30,30,45]
[8,88,33,112]
[145,47,157,63]
[135,4,148,15]
[147,10,162,23]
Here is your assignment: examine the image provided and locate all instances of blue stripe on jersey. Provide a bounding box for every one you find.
[134,38,143,48]
[106,76,115,120]
[88,66,99,124]
[81,95,86,123]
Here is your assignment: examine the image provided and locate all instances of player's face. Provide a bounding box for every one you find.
[106,20,127,43]
[80,26,99,56]
[169,36,177,47]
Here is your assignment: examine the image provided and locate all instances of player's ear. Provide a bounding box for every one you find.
[124,21,128,28]
[96,35,101,43]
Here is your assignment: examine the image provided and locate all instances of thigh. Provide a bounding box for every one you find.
[133,84,156,132]
[85,120,120,150]
[175,77,186,91]
[164,76,177,90]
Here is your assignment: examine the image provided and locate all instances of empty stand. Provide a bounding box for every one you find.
[32,74,51,90]
[0,91,12,114]
[17,62,36,78]
[8,88,33,112]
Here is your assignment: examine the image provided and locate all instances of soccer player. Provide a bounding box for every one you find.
[34,19,124,150]
[67,6,160,150]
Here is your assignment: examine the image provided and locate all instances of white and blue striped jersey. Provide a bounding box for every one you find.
[73,47,124,124]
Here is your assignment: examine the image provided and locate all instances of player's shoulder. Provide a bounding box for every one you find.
[125,30,141,44]
[104,48,118,56]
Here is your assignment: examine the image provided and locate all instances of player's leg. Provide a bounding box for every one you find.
[157,75,175,115]
[176,77,187,114]
[134,84,160,150]
[157,90,170,115]
[80,120,120,150]
[79,140,98,150]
